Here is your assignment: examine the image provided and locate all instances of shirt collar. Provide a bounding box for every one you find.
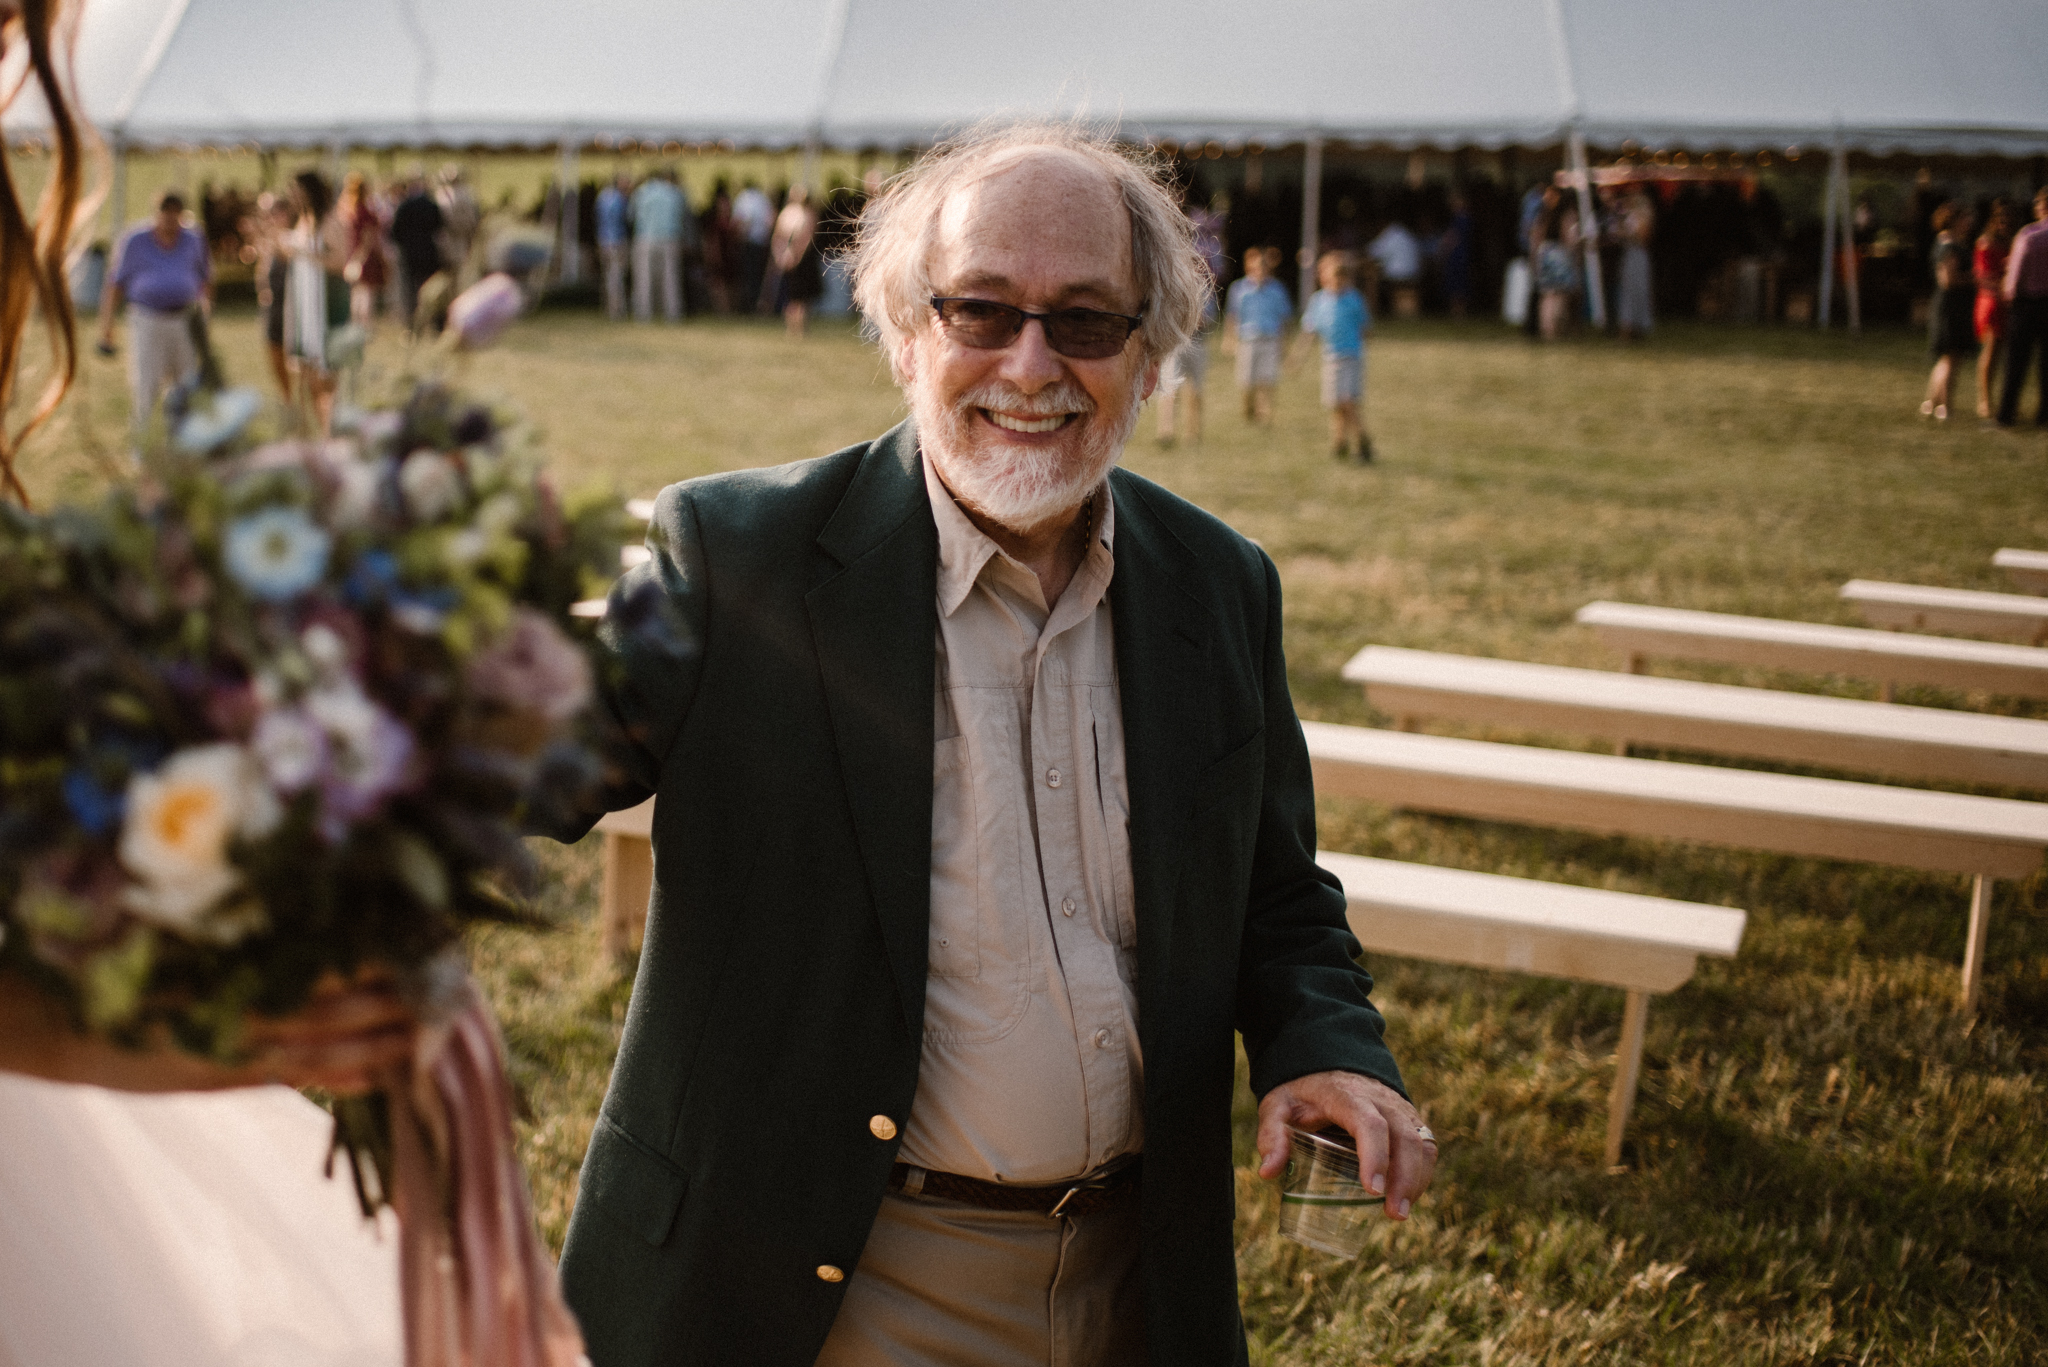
[922,449,1115,620]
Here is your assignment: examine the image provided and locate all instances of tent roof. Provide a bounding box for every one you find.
[12,0,2048,156]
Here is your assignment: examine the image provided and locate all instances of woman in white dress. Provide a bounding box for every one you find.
[282,169,352,435]
[0,975,415,1367]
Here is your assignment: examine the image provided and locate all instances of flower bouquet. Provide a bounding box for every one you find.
[0,367,634,1365]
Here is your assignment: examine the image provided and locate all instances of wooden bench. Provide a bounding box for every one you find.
[1342,645,2048,790]
[1575,600,2048,701]
[596,798,656,960]
[1302,721,2048,1008]
[1321,850,1745,1166]
[1841,579,2048,645]
[1994,548,2048,595]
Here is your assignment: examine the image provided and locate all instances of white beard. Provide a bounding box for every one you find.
[913,372,1141,533]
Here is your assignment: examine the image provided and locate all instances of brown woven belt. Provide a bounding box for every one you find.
[888,1158,1141,1218]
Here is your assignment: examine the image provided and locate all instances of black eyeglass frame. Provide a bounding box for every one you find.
[929,296,1148,359]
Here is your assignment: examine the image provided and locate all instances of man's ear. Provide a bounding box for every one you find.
[1139,357,1161,402]
[895,333,919,383]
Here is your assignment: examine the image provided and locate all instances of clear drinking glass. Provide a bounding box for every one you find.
[1277,1126,1383,1257]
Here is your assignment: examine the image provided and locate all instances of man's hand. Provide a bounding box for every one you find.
[1256,1070,1437,1220]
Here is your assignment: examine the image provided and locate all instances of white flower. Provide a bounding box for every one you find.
[173,387,263,453]
[252,708,329,791]
[119,744,281,935]
[475,491,522,536]
[447,526,490,569]
[399,451,464,522]
[332,456,389,531]
[300,623,350,675]
[306,681,381,753]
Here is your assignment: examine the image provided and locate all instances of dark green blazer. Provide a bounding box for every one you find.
[543,420,1404,1367]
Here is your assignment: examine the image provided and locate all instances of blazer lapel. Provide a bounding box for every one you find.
[806,421,939,1042]
[1106,471,1215,1037]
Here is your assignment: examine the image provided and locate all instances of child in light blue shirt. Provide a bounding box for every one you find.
[1224,246,1292,424]
[1300,252,1373,462]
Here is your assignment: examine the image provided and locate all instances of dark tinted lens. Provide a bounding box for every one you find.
[1041,309,1135,359]
[938,299,1025,347]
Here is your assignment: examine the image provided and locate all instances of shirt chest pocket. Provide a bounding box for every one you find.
[928,734,983,979]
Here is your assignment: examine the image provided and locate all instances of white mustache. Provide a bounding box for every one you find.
[955,382,1095,419]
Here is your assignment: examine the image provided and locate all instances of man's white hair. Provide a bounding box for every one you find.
[847,121,1211,382]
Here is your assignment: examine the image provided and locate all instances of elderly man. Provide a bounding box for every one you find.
[546,123,1433,1367]
[97,191,211,428]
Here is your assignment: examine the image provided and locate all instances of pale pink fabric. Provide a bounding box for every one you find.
[387,982,585,1367]
[0,1074,402,1367]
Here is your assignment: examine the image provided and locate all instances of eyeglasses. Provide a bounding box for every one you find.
[929,297,1146,361]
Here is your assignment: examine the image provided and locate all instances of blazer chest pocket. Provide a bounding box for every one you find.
[582,1114,689,1248]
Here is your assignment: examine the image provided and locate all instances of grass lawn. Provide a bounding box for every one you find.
[20,308,2048,1363]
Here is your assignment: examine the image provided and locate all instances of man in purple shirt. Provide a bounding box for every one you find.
[97,191,213,429]
[1996,187,2048,428]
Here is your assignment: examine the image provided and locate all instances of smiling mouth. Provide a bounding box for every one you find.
[982,409,1076,434]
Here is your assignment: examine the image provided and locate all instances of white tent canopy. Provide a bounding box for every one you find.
[12,0,2048,156]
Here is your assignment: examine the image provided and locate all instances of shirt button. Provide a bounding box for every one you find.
[1093,1028,1110,1049]
[1046,768,1062,788]
[869,1114,898,1141]
[817,1264,845,1283]
[1061,897,1077,917]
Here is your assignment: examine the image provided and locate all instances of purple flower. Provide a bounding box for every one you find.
[466,609,593,724]
[251,708,329,792]
[446,273,524,350]
[305,684,416,840]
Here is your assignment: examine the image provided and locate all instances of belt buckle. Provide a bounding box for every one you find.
[1046,1166,1121,1219]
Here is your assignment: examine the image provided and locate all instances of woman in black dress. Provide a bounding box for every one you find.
[772,183,823,337]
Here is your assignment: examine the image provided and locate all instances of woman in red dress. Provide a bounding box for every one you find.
[338,171,389,328]
[1974,200,2015,419]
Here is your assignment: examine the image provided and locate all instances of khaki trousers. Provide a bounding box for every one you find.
[813,1188,1147,1367]
[126,305,197,429]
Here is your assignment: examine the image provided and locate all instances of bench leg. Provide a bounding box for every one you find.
[1961,875,1993,1012]
[1604,989,1652,1169]
[599,833,655,962]
[1879,679,1896,703]
[1624,653,1645,675]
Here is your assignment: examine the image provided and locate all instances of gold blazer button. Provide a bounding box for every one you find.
[817,1264,845,1283]
[869,1114,898,1141]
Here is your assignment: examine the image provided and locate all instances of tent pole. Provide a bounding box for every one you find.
[1817,144,1837,329]
[1836,134,1860,332]
[1568,125,1606,329]
[109,136,129,238]
[558,141,581,284]
[802,130,821,193]
[1298,135,1323,304]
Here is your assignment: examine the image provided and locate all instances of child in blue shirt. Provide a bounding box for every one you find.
[1224,246,1292,425]
[1299,251,1373,462]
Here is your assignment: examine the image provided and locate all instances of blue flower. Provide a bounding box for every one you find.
[224,507,331,602]
[62,767,126,835]
[343,549,401,606]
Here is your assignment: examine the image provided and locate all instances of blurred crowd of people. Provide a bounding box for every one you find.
[1918,188,2048,427]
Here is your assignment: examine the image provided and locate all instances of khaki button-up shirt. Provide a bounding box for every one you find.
[899,452,1142,1185]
